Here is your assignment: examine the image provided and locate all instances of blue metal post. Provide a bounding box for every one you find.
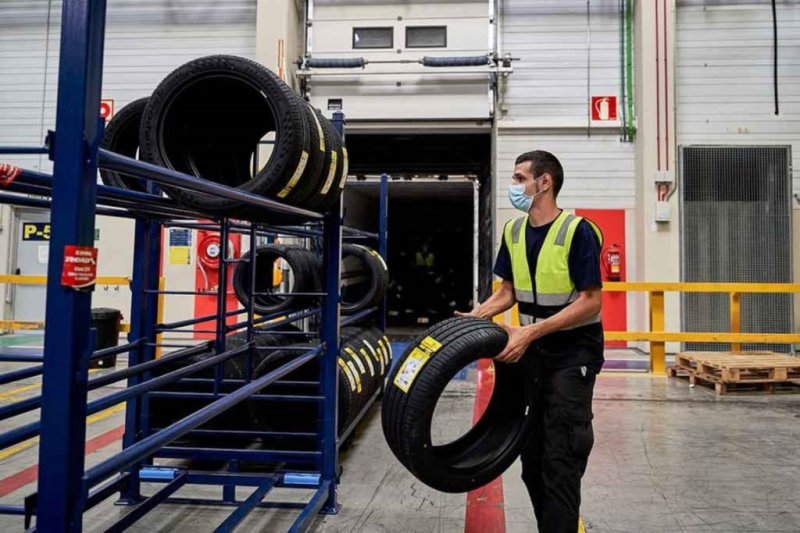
[318,110,345,514]
[36,0,107,529]
[119,213,162,504]
[378,173,389,332]
[214,220,231,395]
[246,224,258,381]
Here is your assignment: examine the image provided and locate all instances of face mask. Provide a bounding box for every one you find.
[508,177,547,213]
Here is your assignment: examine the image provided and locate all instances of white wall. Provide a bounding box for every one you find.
[0,0,256,322]
[495,0,636,245]
[677,1,800,198]
[306,0,493,121]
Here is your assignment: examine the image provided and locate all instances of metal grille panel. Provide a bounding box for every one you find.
[680,145,793,353]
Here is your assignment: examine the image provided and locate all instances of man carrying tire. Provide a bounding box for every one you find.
[457,150,603,533]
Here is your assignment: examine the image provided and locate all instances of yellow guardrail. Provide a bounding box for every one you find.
[492,280,800,375]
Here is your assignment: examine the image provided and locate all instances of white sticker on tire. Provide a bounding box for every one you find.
[393,348,430,393]
[276,150,309,199]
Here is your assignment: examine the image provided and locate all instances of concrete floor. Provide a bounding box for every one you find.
[0,334,798,532]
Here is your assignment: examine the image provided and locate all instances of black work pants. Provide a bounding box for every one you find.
[520,364,596,533]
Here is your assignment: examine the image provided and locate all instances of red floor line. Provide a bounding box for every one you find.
[464,359,506,533]
[0,425,124,498]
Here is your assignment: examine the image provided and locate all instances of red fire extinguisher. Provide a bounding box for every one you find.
[603,243,622,282]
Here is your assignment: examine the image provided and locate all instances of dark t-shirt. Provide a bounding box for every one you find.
[494,214,604,371]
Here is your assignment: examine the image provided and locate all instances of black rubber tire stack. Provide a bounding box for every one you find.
[248,327,390,447]
[231,244,320,315]
[99,97,150,193]
[381,317,536,493]
[136,55,346,218]
[340,244,388,316]
[148,328,303,442]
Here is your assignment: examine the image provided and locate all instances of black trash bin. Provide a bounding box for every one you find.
[90,308,122,369]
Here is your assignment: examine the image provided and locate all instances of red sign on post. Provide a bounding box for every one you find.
[591,96,617,121]
[100,99,114,121]
[61,245,98,290]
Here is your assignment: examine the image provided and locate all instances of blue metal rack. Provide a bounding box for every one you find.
[0,0,387,530]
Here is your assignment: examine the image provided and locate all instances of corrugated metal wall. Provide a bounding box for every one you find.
[0,0,256,319]
[495,0,635,246]
[676,0,800,198]
[0,0,257,173]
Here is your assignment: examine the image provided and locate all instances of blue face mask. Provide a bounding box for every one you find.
[508,184,532,212]
[508,177,547,213]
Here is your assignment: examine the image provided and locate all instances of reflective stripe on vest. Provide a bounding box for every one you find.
[503,211,603,327]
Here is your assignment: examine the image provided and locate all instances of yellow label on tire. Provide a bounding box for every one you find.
[277,150,309,199]
[393,348,430,393]
[345,347,367,375]
[360,347,378,377]
[362,340,383,375]
[420,336,442,354]
[348,346,374,376]
[338,147,349,189]
[338,358,356,392]
[346,360,362,393]
[309,107,325,151]
[320,151,338,195]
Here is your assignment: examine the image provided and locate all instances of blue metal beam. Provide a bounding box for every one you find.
[98,150,323,220]
[288,481,332,533]
[105,473,188,533]
[213,479,275,533]
[83,347,322,489]
[36,0,108,528]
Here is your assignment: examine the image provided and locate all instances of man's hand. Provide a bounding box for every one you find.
[495,323,545,363]
[454,309,486,319]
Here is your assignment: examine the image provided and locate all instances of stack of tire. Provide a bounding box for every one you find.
[230,243,388,320]
[100,55,347,219]
[149,327,306,441]
[382,317,537,493]
[249,327,392,448]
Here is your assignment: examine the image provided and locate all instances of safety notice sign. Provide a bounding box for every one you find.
[591,96,617,121]
[61,245,98,290]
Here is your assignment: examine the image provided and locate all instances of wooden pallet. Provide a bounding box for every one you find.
[670,351,800,395]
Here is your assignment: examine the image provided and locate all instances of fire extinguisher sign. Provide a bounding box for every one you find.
[61,245,98,290]
[591,96,618,121]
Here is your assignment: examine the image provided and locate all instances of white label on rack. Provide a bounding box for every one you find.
[276,150,309,199]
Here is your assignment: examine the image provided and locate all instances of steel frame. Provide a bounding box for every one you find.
[0,0,388,531]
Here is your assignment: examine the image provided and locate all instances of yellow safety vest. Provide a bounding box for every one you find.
[503,210,603,328]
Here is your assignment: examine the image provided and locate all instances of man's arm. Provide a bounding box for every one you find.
[455,280,516,320]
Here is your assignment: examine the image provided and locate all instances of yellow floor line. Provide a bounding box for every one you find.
[0,403,126,462]
[0,383,41,401]
[0,369,102,403]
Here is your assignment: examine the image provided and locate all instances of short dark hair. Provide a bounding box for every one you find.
[515,150,564,197]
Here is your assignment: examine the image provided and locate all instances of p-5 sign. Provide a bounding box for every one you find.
[591,96,617,121]
[22,222,50,241]
[100,99,115,121]
[61,245,98,290]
